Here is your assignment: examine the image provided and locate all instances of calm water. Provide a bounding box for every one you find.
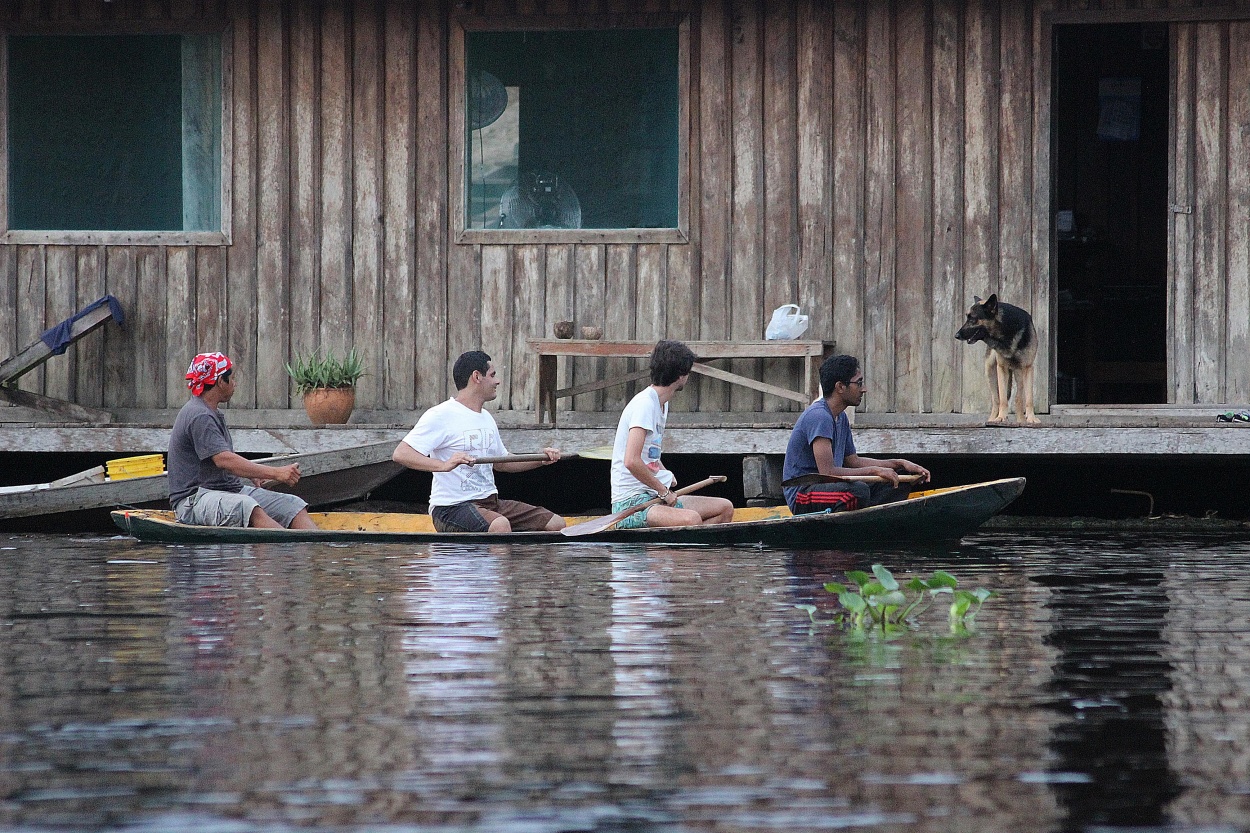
[1,532,1249,833]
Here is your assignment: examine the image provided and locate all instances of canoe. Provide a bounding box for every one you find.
[0,441,403,521]
[109,477,1026,547]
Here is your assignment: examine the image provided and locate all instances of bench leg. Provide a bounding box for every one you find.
[537,354,558,425]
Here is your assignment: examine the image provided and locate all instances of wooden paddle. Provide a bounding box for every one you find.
[781,472,924,488]
[561,475,728,537]
[468,453,577,464]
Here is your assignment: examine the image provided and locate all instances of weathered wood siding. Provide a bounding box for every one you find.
[1169,17,1250,405]
[1,0,1247,417]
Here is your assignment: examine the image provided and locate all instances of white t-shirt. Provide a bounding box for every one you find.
[401,398,508,507]
[610,386,676,503]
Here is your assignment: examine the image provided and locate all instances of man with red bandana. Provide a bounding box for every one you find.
[168,352,317,529]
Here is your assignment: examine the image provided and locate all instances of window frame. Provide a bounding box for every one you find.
[451,13,690,245]
[0,21,233,246]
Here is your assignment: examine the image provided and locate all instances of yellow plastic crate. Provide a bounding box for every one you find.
[106,454,165,480]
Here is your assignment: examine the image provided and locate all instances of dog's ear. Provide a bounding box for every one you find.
[972,295,983,305]
[983,293,999,313]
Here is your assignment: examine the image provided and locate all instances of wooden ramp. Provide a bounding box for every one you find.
[0,296,123,422]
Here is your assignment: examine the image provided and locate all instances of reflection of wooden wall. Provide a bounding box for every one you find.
[2,0,1246,416]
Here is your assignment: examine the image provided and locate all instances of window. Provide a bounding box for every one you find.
[2,30,228,244]
[455,18,688,243]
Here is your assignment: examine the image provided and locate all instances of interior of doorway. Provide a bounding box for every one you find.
[1052,22,1169,404]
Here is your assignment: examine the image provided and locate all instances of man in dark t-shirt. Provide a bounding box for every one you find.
[168,352,316,529]
[782,354,930,514]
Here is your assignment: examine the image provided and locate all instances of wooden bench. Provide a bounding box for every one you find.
[528,339,835,425]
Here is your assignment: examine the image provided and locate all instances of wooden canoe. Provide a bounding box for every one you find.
[109,477,1025,547]
[0,441,403,521]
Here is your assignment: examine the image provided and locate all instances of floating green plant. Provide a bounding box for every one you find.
[796,564,993,636]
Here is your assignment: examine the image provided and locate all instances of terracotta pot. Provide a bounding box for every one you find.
[580,325,603,340]
[303,387,355,425]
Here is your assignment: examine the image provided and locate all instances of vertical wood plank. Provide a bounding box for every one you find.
[894,0,931,413]
[74,246,105,408]
[664,242,695,412]
[998,1,1032,347]
[1170,22,1196,403]
[382,0,417,410]
[228,0,259,407]
[256,0,290,408]
[603,244,635,410]
[353,0,384,409]
[42,246,76,402]
[961,0,999,413]
[931,0,963,413]
[16,247,46,396]
[762,1,799,411]
[698,0,731,410]
[165,247,197,406]
[135,246,168,408]
[320,0,353,357]
[0,249,13,374]
[545,244,575,397]
[1031,0,1054,412]
[196,246,227,356]
[1192,21,1227,400]
[572,243,605,411]
[862,0,896,411]
[289,0,321,395]
[511,244,543,413]
[1226,22,1250,402]
[418,1,451,406]
[796,0,833,370]
[636,244,667,344]
[729,0,763,413]
[480,245,512,408]
[832,0,865,365]
[103,247,135,409]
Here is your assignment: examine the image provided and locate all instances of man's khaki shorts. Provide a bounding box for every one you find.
[174,485,308,528]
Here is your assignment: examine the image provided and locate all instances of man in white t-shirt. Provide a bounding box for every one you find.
[393,351,565,533]
[610,340,734,529]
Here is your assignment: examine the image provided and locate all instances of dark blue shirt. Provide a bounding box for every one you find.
[782,400,856,510]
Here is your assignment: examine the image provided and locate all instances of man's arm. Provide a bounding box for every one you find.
[211,451,301,486]
[623,427,678,506]
[844,451,930,485]
[393,440,474,473]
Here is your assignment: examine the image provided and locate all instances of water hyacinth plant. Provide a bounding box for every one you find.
[285,349,366,394]
[796,564,993,635]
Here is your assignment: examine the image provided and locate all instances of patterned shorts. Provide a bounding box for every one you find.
[611,491,684,530]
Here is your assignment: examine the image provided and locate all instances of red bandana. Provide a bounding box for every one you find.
[185,352,233,396]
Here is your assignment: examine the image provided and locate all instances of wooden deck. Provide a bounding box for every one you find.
[2,406,1249,457]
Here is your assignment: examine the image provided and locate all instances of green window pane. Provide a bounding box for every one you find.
[466,28,679,231]
[7,33,221,232]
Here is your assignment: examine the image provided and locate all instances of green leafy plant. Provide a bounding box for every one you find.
[285,349,366,394]
[796,564,993,636]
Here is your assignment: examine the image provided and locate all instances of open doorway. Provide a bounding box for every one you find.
[1052,23,1169,404]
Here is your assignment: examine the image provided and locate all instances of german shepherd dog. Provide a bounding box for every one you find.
[955,294,1040,425]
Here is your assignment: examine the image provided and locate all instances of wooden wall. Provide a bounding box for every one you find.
[1,0,1247,417]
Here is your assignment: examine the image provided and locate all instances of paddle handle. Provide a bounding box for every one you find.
[838,473,922,483]
[671,475,728,497]
[470,452,576,464]
[781,472,924,488]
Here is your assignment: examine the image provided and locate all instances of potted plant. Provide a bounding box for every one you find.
[286,349,366,425]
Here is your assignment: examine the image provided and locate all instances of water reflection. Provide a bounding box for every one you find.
[1033,552,1181,828]
[0,532,1249,831]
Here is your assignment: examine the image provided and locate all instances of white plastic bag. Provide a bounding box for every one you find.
[765,304,810,340]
